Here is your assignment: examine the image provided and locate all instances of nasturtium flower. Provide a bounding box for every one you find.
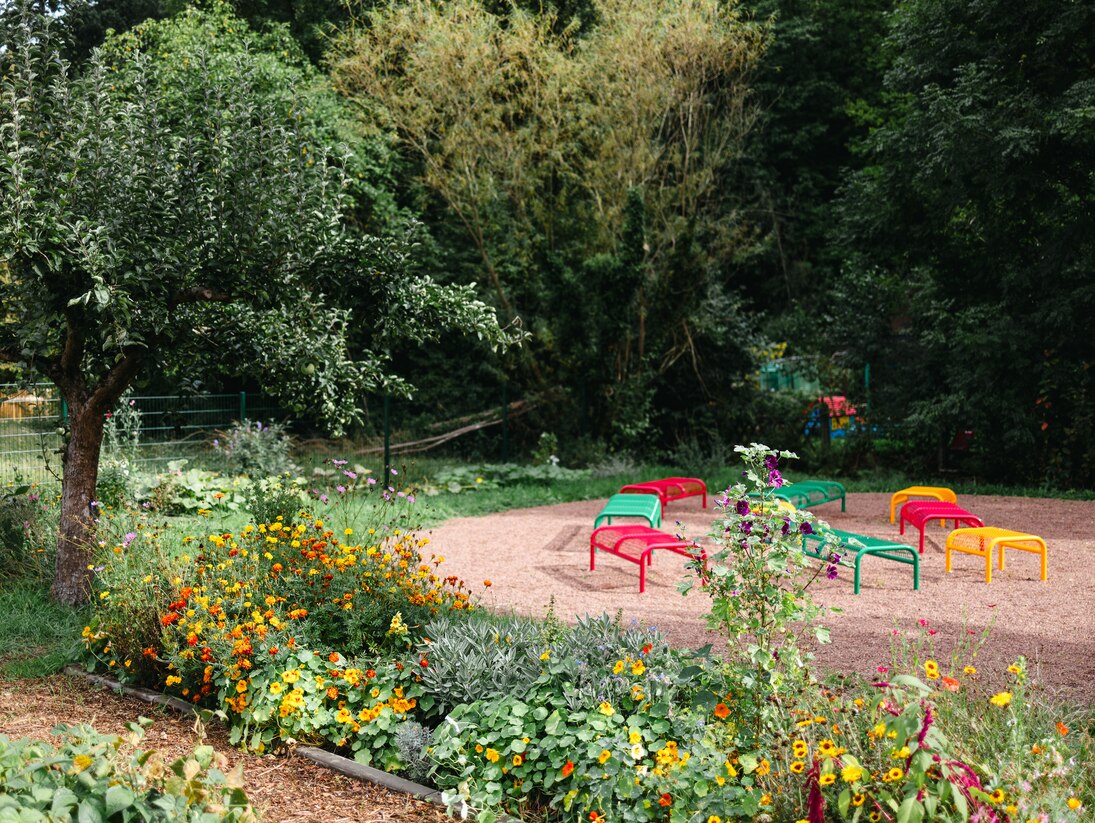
[598,702,615,717]
[990,691,1013,707]
[714,703,730,719]
[512,754,524,767]
[598,749,611,764]
[485,748,500,763]
[658,793,672,807]
[629,729,642,745]
[756,759,771,776]
[1057,722,1069,736]
[630,660,645,676]
[561,761,574,777]
[612,660,625,675]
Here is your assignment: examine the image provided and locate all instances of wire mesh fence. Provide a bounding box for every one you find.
[0,383,284,484]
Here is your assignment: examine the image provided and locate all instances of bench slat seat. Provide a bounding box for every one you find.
[590,525,704,593]
[619,477,707,513]
[899,501,984,554]
[593,494,662,529]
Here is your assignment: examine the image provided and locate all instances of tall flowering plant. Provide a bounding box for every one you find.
[681,443,842,737]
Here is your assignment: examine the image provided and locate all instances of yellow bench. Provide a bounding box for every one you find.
[889,486,956,523]
[944,527,1047,583]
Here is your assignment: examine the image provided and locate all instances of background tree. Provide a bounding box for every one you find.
[833,0,1095,485]
[0,6,518,605]
[331,0,767,451]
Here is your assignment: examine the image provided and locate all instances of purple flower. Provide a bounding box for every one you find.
[764,454,779,470]
[336,485,346,493]
[740,521,752,534]
[735,499,750,516]
[799,522,813,535]
[781,519,790,535]
[213,439,220,448]
[332,459,348,466]
[123,531,137,548]
[407,495,415,503]
[390,468,398,475]
[319,494,329,503]
[366,477,377,486]
[768,470,783,488]
[826,565,839,580]
[343,470,357,479]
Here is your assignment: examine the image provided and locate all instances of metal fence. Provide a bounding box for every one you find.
[0,383,283,484]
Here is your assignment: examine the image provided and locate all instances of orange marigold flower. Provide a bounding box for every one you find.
[1056,722,1069,736]
[483,580,492,587]
[714,703,730,719]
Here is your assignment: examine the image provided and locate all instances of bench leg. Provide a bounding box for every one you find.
[911,551,920,590]
[841,493,846,512]
[853,553,862,595]
[638,549,651,594]
[985,544,994,584]
[590,539,598,571]
[919,527,925,555]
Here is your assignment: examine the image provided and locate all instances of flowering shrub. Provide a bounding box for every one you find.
[682,443,841,737]
[213,419,299,477]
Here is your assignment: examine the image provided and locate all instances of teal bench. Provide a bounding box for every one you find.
[803,527,919,594]
[594,494,662,529]
[752,479,846,511]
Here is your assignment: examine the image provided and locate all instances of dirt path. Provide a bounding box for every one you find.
[426,492,1095,705]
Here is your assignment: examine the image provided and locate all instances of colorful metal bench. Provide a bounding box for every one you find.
[619,477,707,513]
[589,524,704,593]
[899,501,984,554]
[593,493,662,529]
[803,527,920,594]
[889,486,956,524]
[945,527,1047,583]
[752,480,846,511]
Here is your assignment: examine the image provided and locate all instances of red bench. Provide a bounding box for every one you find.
[589,525,705,593]
[899,501,984,554]
[619,477,707,514]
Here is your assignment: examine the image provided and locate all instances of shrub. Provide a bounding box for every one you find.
[214,419,299,477]
[0,483,56,582]
[0,721,255,822]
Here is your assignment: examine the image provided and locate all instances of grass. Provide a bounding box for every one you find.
[0,579,90,679]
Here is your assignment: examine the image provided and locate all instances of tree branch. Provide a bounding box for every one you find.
[171,286,233,307]
[87,348,145,414]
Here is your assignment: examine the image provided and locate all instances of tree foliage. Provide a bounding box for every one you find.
[331,0,767,448]
[834,0,1095,485]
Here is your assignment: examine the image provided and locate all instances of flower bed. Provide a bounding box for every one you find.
[79,448,1092,822]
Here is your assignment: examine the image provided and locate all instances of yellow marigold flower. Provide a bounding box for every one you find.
[964,665,977,674]
[1007,663,1022,675]
[792,740,808,759]
[891,746,911,759]
[72,755,93,773]
[883,767,903,782]
[841,765,864,783]
[924,660,940,679]
[598,749,611,764]
[485,748,500,763]
[869,722,886,739]
[990,691,1013,708]
[819,774,836,786]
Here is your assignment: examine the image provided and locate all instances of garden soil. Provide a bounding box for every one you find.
[427,492,1095,705]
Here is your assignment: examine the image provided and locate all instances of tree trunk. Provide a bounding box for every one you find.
[51,400,106,606]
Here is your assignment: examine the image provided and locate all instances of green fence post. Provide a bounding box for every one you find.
[239,391,246,423]
[61,397,68,423]
[383,391,391,481]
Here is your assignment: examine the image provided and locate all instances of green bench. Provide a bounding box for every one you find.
[756,479,846,511]
[803,527,920,595]
[594,493,662,529]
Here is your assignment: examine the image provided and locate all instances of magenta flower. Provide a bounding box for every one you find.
[768,470,783,487]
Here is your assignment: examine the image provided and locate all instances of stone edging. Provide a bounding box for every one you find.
[63,665,522,822]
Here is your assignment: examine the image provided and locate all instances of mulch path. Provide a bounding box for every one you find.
[0,674,446,822]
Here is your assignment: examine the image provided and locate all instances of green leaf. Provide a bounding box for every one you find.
[896,795,923,823]
[105,785,135,816]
